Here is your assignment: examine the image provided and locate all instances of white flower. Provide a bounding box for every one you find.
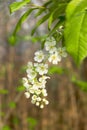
[42,89,48,96]
[49,47,57,54]
[39,75,50,88]
[34,63,39,67]
[32,81,45,89]
[29,79,35,84]
[36,102,40,106]
[27,62,33,69]
[33,81,42,89]
[34,50,44,62]
[27,70,37,79]
[45,37,56,53]
[48,52,61,64]
[22,77,31,89]
[45,37,56,46]
[23,82,30,89]
[26,62,34,75]
[24,92,30,98]
[22,77,28,84]
[31,100,36,104]
[39,75,50,83]
[40,104,44,109]
[57,47,67,58]
[35,63,48,75]
[32,83,39,90]
[29,88,35,94]
[32,95,37,101]
[36,97,41,101]
[43,98,49,105]
[46,45,57,54]
[35,89,41,95]
[45,100,49,105]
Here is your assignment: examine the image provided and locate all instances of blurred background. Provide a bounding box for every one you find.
[0,0,87,130]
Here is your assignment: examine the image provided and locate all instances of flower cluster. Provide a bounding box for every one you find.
[22,37,67,108]
[45,37,67,64]
[22,62,50,109]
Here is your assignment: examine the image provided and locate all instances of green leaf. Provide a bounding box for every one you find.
[8,35,17,46]
[27,117,37,129]
[8,102,16,109]
[48,66,67,75]
[31,13,50,35]
[35,0,51,17]
[13,8,34,36]
[49,18,64,36]
[48,3,67,29]
[64,0,87,65]
[16,86,25,92]
[0,89,8,95]
[9,0,30,13]
[48,10,54,29]
[72,77,87,91]
[2,126,11,130]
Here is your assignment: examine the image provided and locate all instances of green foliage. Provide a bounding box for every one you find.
[48,66,67,75]
[20,65,28,73]
[8,35,17,46]
[27,117,37,130]
[31,1,67,35]
[20,35,47,43]
[9,0,87,65]
[0,89,8,94]
[12,116,20,125]
[31,13,50,35]
[72,77,87,91]
[13,8,35,36]
[2,126,11,130]
[8,35,48,46]
[0,112,5,117]
[64,0,87,65]
[9,0,68,44]
[9,0,30,13]
[16,86,25,92]
[8,102,16,109]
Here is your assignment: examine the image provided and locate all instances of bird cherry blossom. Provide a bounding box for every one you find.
[34,50,45,62]
[35,63,48,75]
[45,37,57,53]
[57,47,67,58]
[48,52,61,64]
[22,36,67,109]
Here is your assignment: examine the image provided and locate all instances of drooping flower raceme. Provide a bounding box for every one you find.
[22,62,50,109]
[22,37,67,108]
